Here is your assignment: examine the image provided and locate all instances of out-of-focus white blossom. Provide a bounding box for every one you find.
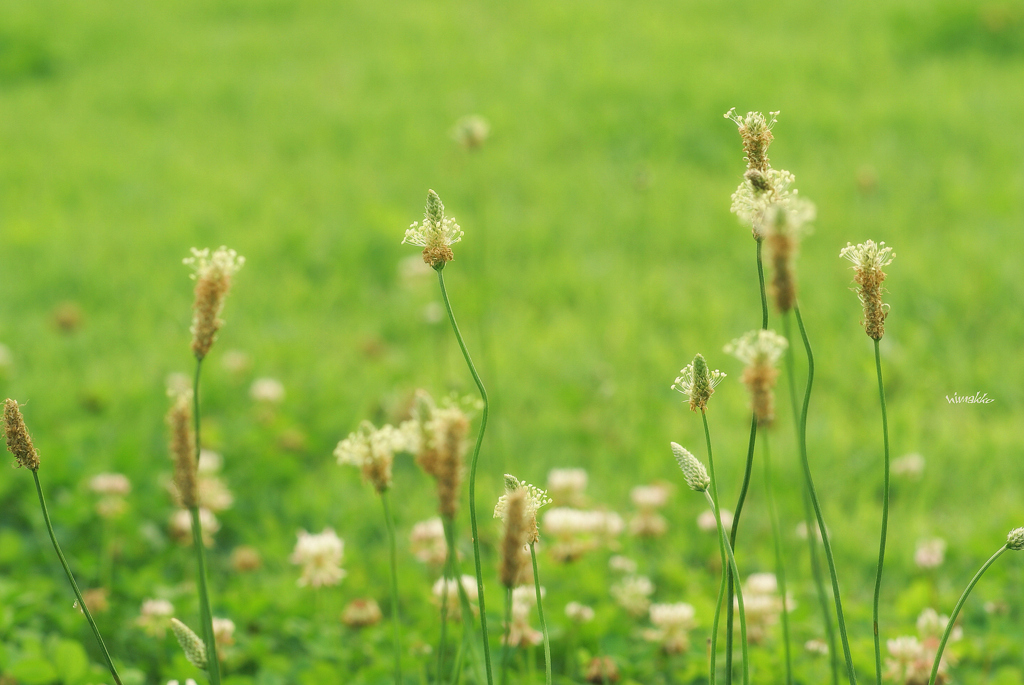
[291,529,345,588]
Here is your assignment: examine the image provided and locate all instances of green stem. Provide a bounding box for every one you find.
[756,238,768,330]
[382,491,403,684]
[725,414,757,685]
[704,489,748,685]
[530,543,552,685]
[437,267,494,685]
[871,339,891,685]
[192,359,221,685]
[928,546,1007,685]
[762,436,793,685]
[446,518,487,685]
[783,312,839,685]
[33,471,122,685]
[701,410,729,685]
[501,587,512,685]
[437,521,453,685]
[793,305,857,685]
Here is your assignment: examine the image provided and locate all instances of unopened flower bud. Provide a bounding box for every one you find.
[1008,527,1024,551]
[671,442,709,492]
[170,618,207,669]
[3,399,40,471]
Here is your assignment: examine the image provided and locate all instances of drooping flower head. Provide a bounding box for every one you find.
[3,398,39,471]
[671,442,710,492]
[402,190,464,270]
[335,421,408,493]
[724,330,789,427]
[183,246,245,360]
[672,353,726,413]
[840,240,894,340]
[725,109,779,173]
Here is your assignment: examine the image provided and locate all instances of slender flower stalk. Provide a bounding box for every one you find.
[501,587,513,685]
[530,544,552,685]
[4,400,122,685]
[782,313,839,685]
[762,436,793,685]
[408,189,492,685]
[793,305,857,685]
[841,240,895,685]
[928,530,1023,685]
[381,492,403,684]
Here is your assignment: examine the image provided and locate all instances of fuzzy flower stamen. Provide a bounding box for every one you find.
[183,246,245,360]
[402,190,464,269]
[840,240,894,340]
[672,354,726,413]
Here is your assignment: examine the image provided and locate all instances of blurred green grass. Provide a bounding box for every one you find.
[1,0,1023,682]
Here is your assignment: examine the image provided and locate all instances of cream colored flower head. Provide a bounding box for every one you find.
[731,169,815,239]
[335,421,409,493]
[724,330,789,368]
[495,474,553,544]
[671,353,726,413]
[840,239,894,273]
[291,528,345,588]
[840,240,894,340]
[183,246,245,360]
[671,442,710,492]
[403,190,464,269]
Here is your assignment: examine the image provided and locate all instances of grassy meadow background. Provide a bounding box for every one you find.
[1,0,1023,682]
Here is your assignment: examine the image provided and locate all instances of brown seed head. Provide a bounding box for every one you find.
[725,109,779,174]
[4,399,40,470]
[499,488,528,588]
[840,241,894,340]
[767,228,796,313]
[184,247,245,360]
[435,408,469,520]
[167,393,198,508]
[742,364,780,427]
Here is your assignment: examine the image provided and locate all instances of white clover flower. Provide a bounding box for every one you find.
[212,617,235,648]
[137,599,175,637]
[892,453,925,479]
[89,473,131,496]
[565,601,595,623]
[220,349,251,375]
[403,190,464,268]
[198,449,223,474]
[611,575,655,618]
[169,508,219,547]
[630,484,670,510]
[542,508,623,562]
[805,638,829,656]
[504,586,543,648]
[547,467,588,506]
[643,603,697,654]
[737,573,791,644]
[915,538,946,570]
[917,608,961,643]
[250,377,285,404]
[291,528,345,588]
[609,555,638,574]
[697,508,733,533]
[840,240,894,272]
[432,574,479,619]
[724,330,789,367]
[410,517,448,566]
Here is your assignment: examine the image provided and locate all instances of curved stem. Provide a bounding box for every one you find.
[33,471,122,685]
[192,359,222,685]
[756,238,768,330]
[871,339,891,685]
[704,489,748,685]
[783,312,839,685]
[794,304,857,685]
[530,543,552,685]
[762,436,793,685]
[928,546,1007,685]
[437,267,494,685]
[382,491,403,685]
[701,410,730,685]
[726,414,757,684]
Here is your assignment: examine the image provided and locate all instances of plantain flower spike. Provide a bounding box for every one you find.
[3,399,40,471]
[494,474,553,545]
[183,246,245,360]
[497,488,528,588]
[671,443,710,492]
[725,109,779,174]
[672,353,726,413]
[167,391,198,508]
[1008,527,1024,551]
[840,240,894,340]
[170,618,208,669]
[402,190,464,270]
[724,330,789,427]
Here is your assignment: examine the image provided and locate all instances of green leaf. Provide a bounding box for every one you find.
[51,639,88,683]
[9,656,59,684]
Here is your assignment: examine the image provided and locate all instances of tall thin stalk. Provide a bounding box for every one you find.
[529,543,552,685]
[703,486,749,685]
[191,360,221,685]
[783,312,839,685]
[928,545,1008,685]
[33,471,122,685]
[437,267,494,685]
[704,409,729,683]
[793,305,857,685]
[437,521,455,683]
[871,339,891,685]
[381,491,403,684]
[725,237,769,683]
[762,436,793,685]
[501,588,512,685]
